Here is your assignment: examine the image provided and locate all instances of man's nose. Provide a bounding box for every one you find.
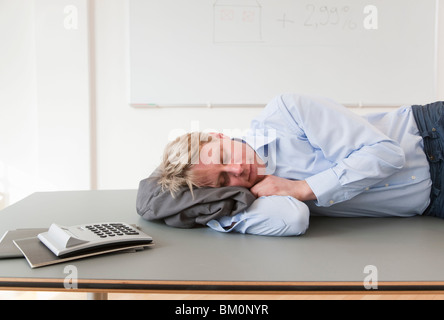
[226,164,243,176]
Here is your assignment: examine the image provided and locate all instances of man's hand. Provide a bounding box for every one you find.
[250,175,316,201]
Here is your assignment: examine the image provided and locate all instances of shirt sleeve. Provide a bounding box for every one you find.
[207,196,310,237]
[278,94,406,207]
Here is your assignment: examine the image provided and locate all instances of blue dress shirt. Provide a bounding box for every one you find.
[207,94,432,236]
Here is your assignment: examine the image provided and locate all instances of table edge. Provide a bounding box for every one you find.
[3,278,444,293]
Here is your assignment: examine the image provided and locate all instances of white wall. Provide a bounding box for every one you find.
[0,0,90,209]
[36,0,91,189]
[0,0,443,209]
[34,0,91,192]
[0,0,38,207]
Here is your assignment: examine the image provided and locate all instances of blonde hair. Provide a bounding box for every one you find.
[157,132,214,197]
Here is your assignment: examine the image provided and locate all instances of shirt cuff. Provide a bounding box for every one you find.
[305,168,346,207]
[207,213,246,233]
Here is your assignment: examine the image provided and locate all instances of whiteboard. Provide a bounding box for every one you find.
[128,0,438,106]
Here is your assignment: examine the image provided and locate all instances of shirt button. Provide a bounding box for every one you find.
[365,187,370,191]
[385,184,389,187]
[411,176,416,180]
[329,200,335,205]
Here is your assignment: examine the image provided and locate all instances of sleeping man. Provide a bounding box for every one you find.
[149,94,444,236]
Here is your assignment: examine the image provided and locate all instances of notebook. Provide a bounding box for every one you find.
[14,236,153,269]
[0,228,47,258]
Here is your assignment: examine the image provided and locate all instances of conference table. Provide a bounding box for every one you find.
[1,190,444,300]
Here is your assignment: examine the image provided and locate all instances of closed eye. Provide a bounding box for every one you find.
[219,172,229,187]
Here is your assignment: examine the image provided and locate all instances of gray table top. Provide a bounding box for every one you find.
[1,190,444,292]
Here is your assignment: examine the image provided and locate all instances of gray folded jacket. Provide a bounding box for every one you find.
[136,169,256,228]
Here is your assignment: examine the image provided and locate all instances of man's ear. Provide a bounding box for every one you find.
[208,132,227,140]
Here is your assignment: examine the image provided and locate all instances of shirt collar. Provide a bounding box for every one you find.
[242,130,277,152]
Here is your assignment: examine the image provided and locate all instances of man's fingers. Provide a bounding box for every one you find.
[250,185,259,198]
[250,181,264,198]
[250,179,270,198]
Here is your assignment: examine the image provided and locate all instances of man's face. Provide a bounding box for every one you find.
[191,135,266,188]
